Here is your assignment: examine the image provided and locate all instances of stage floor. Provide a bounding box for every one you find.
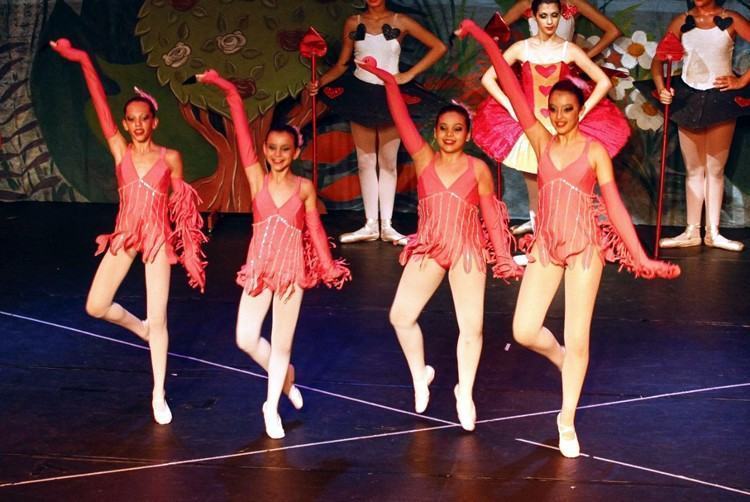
[1,202,749,501]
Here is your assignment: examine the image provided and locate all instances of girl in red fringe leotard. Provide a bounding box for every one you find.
[199,70,350,440]
[356,56,523,433]
[51,39,207,426]
[458,19,679,458]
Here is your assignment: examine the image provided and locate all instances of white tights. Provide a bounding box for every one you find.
[351,122,401,221]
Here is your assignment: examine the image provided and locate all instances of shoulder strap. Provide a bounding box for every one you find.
[562,41,569,59]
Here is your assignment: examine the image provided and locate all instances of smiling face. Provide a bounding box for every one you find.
[122,101,158,142]
[263,131,300,172]
[549,90,581,135]
[434,110,470,154]
[534,2,561,37]
[365,0,386,10]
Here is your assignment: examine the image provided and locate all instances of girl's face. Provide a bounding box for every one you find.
[549,90,581,135]
[365,0,386,10]
[122,101,158,142]
[692,0,717,9]
[434,111,470,154]
[534,3,561,36]
[263,131,300,172]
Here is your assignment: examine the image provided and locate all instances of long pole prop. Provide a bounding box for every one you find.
[311,55,319,190]
[654,59,673,259]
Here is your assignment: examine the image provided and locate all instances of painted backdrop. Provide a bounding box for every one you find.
[1,0,749,226]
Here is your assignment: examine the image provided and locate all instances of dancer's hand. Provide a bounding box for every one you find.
[50,39,86,62]
[640,258,680,279]
[306,80,320,97]
[715,74,746,92]
[355,57,397,85]
[394,72,414,85]
[658,87,674,105]
[453,19,481,40]
[196,69,236,94]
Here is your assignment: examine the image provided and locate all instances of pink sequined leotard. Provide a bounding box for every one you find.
[237,175,350,296]
[401,157,517,277]
[96,146,175,263]
[522,137,640,273]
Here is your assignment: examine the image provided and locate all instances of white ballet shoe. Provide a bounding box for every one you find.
[140,319,150,342]
[659,224,701,248]
[287,385,304,410]
[512,254,528,266]
[454,384,476,432]
[704,226,744,252]
[380,220,408,246]
[414,365,435,414]
[557,413,580,458]
[511,220,534,236]
[339,219,379,243]
[282,364,303,410]
[262,402,285,439]
[152,398,173,425]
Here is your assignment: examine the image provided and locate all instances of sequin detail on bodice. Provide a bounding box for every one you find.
[95,146,175,263]
[401,158,490,272]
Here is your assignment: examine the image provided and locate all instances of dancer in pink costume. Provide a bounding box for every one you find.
[51,39,207,425]
[458,19,679,456]
[475,0,627,236]
[199,70,351,439]
[357,55,523,432]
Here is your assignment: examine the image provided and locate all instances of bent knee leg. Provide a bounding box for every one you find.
[389,304,418,331]
[512,318,541,347]
[85,297,111,319]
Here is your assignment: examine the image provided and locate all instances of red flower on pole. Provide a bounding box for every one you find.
[299,26,328,58]
[655,32,684,62]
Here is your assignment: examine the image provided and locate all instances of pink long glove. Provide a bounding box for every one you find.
[355,57,426,155]
[199,69,258,168]
[480,194,524,281]
[455,20,536,131]
[305,210,351,289]
[50,39,117,139]
[600,181,680,279]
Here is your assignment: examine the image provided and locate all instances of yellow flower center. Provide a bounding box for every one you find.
[642,102,658,116]
[628,43,646,58]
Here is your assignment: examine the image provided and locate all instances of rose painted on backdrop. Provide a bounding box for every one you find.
[216,31,247,55]
[169,0,198,11]
[229,77,257,99]
[162,42,191,68]
[278,30,306,52]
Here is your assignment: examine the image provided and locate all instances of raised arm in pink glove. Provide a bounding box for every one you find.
[50,39,117,139]
[355,56,426,155]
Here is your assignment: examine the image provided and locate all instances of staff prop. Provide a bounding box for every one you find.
[653,32,684,258]
[299,27,328,191]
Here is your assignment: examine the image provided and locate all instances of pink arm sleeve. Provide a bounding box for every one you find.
[600,181,679,279]
[456,20,536,130]
[51,39,117,139]
[356,57,426,155]
[480,194,524,281]
[200,70,258,168]
[304,210,352,289]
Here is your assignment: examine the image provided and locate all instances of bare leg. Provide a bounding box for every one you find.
[86,247,148,340]
[376,125,401,222]
[558,257,603,428]
[523,172,539,215]
[389,258,445,411]
[448,262,486,430]
[512,248,566,369]
[350,122,379,221]
[704,120,735,227]
[265,288,304,412]
[144,247,171,402]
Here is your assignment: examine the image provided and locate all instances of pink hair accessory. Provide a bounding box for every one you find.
[133,86,159,112]
[564,76,592,96]
[290,124,304,148]
[450,99,475,119]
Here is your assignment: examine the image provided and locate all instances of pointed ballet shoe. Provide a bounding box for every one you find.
[511,220,534,236]
[380,220,408,246]
[282,364,303,410]
[659,224,701,248]
[512,254,529,266]
[152,398,173,425]
[262,402,285,439]
[557,413,580,458]
[704,226,744,252]
[454,385,476,432]
[414,365,435,414]
[339,219,379,243]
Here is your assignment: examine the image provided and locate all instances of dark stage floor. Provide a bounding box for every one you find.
[1,202,749,501]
